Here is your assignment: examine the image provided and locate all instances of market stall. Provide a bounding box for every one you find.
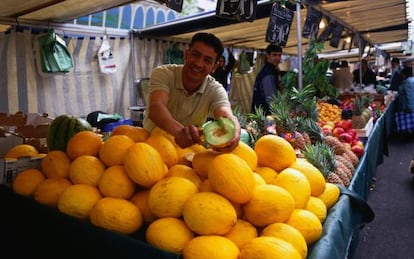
[0,100,396,259]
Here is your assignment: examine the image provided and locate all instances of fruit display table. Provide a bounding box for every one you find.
[0,101,396,259]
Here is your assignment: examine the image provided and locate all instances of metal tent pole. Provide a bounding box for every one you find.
[296,0,303,89]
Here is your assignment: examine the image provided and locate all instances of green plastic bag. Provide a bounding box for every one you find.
[38,29,73,73]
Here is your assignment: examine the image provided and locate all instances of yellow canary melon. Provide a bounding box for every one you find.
[305,196,327,223]
[12,168,46,196]
[99,134,135,166]
[253,172,266,185]
[5,144,38,158]
[191,150,220,178]
[175,145,196,167]
[261,222,308,259]
[289,158,326,196]
[129,189,156,225]
[183,235,240,259]
[33,177,72,207]
[317,182,340,210]
[69,155,106,186]
[145,135,178,168]
[254,166,278,184]
[145,217,194,254]
[123,142,168,187]
[110,124,150,142]
[98,165,136,199]
[166,164,203,188]
[199,179,214,192]
[208,153,255,204]
[58,184,102,219]
[224,219,258,250]
[150,126,176,143]
[90,197,143,235]
[243,184,295,227]
[182,192,237,235]
[230,141,258,170]
[273,168,311,209]
[148,176,198,218]
[41,150,71,179]
[254,135,296,172]
[285,209,323,245]
[66,131,103,160]
[239,236,301,259]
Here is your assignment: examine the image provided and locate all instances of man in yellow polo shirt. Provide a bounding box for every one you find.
[143,32,240,152]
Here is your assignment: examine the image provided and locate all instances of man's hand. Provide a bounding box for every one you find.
[174,125,203,149]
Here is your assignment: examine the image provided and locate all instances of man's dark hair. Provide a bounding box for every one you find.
[265,44,283,54]
[391,57,400,64]
[190,32,224,62]
[401,66,413,78]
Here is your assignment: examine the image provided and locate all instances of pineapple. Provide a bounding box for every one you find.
[324,135,347,155]
[303,142,345,186]
[335,155,355,175]
[297,117,325,144]
[246,106,269,147]
[351,96,367,129]
[335,159,353,184]
[343,149,360,167]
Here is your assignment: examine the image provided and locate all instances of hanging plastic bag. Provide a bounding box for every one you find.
[98,36,117,74]
[38,29,73,73]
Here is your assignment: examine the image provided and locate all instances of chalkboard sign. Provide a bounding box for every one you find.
[154,0,183,12]
[329,22,343,48]
[265,3,294,47]
[317,21,333,42]
[302,7,322,39]
[216,0,257,22]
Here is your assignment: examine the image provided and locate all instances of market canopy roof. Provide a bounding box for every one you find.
[0,0,411,60]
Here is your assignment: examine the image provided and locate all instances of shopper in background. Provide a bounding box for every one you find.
[211,48,235,92]
[353,59,377,86]
[251,44,283,114]
[330,60,354,93]
[143,32,240,152]
[389,57,403,92]
[397,66,414,112]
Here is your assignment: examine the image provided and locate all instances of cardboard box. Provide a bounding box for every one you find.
[0,135,24,158]
[356,117,374,137]
[0,156,43,187]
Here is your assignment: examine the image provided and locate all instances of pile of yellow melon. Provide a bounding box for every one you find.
[10,124,341,259]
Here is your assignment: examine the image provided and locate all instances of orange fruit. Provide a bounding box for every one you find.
[5,144,38,158]
[89,197,143,235]
[33,177,72,207]
[254,135,296,172]
[69,155,106,186]
[183,235,240,259]
[98,165,136,199]
[41,150,71,178]
[110,124,150,142]
[146,217,194,254]
[12,168,45,196]
[57,183,102,219]
[66,131,103,160]
[99,134,135,166]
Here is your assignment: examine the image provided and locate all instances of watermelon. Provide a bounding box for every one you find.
[46,114,93,151]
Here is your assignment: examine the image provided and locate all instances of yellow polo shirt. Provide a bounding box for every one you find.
[143,64,231,133]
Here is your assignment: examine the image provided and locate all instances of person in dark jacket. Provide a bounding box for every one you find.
[389,57,403,92]
[251,44,283,114]
[353,59,377,86]
[211,48,235,91]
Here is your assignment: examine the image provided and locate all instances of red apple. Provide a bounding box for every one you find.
[332,127,345,137]
[346,128,357,140]
[351,145,364,158]
[352,140,364,148]
[322,127,332,136]
[338,132,353,144]
[340,119,352,130]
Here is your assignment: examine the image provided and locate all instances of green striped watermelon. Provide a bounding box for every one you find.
[46,114,93,151]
